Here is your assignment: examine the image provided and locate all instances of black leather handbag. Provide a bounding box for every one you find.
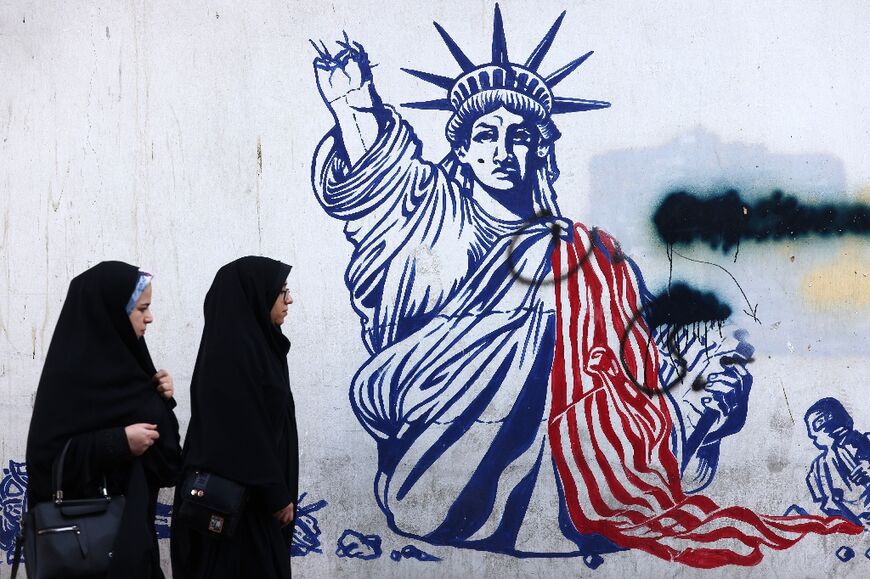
[12,439,126,579]
[177,470,248,538]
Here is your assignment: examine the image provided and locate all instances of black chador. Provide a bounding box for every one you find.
[172,257,298,579]
[26,261,182,579]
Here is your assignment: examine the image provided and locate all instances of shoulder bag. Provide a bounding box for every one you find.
[176,470,248,538]
[11,439,126,579]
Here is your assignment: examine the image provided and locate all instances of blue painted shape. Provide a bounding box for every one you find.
[336,529,382,560]
[583,554,605,570]
[290,493,329,557]
[803,398,870,529]
[865,546,870,560]
[0,460,27,564]
[154,502,172,539]
[783,504,809,517]
[836,546,855,562]
[390,544,440,562]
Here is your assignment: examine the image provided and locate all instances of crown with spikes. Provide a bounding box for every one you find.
[402,4,610,127]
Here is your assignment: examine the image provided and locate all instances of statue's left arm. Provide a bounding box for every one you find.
[625,258,754,493]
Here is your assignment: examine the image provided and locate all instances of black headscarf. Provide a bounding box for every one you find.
[183,256,296,510]
[26,261,168,499]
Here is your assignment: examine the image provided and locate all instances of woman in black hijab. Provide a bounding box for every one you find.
[171,256,297,579]
[26,261,182,578]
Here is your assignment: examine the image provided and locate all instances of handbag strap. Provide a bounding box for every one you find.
[51,438,111,503]
[50,438,74,502]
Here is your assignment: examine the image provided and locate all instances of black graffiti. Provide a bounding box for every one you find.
[644,283,732,328]
[507,210,601,286]
[618,283,735,397]
[653,189,870,252]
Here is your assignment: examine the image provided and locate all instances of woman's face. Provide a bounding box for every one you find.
[128,284,153,337]
[455,107,544,192]
[271,282,293,326]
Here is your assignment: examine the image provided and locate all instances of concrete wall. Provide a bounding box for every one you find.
[1,1,869,577]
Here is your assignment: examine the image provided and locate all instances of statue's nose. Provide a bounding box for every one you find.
[493,140,510,162]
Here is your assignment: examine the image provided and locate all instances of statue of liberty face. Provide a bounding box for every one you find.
[455,107,549,195]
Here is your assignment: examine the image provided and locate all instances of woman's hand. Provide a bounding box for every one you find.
[272,502,295,526]
[125,423,160,456]
[153,369,174,400]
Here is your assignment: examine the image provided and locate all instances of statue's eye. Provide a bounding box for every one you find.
[512,129,533,145]
[471,129,497,143]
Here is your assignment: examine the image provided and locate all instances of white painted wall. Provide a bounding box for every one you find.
[1,1,869,577]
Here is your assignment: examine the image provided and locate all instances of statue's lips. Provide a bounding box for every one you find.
[491,166,519,179]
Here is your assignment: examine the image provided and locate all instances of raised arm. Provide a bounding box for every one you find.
[313,37,387,167]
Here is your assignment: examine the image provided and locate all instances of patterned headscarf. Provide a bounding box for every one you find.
[125,270,153,315]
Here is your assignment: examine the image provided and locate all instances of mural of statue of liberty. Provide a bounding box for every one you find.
[310,5,861,567]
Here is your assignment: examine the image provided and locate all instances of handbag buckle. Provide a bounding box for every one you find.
[208,515,225,534]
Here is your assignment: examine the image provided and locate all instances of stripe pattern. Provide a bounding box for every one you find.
[548,223,862,568]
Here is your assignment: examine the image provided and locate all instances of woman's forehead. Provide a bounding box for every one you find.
[471,107,528,128]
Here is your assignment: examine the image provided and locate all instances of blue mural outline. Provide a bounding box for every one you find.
[390,545,441,562]
[804,398,870,529]
[290,493,329,557]
[0,460,27,565]
[836,546,855,562]
[310,2,764,564]
[155,502,173,539]
[336,529,383,560]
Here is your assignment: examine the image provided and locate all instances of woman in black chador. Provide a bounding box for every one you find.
[171,256,298,579]
[26,261,182,578]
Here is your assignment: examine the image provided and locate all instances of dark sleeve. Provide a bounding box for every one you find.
[142,398,183,488]
[260,402,299,511]
[259,480,293,514]
[250,402,296,513]
[59,427,131,495]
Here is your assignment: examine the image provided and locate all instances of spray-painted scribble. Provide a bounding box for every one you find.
[507,212,597,286]
[0,460,27,564]
[804,398,870,529]
[309,2,861,568]
[619,282,735,396]
[290,493,329,557]
[389,545,441,562]
[644,283,733,329]
[654,189,870,252]
[336,529,383,560]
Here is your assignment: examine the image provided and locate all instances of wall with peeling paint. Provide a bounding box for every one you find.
[1,1,869,577]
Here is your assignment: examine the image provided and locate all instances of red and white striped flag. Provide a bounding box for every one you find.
[548,223,862,568]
